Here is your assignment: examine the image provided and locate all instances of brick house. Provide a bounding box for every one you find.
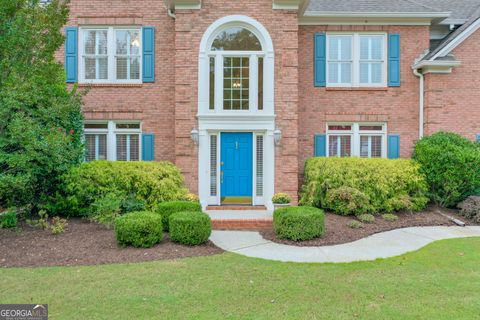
[59,0,480,210]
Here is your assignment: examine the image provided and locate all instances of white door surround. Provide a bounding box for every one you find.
[197,15,276,211]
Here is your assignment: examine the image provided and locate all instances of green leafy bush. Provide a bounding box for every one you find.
[50,161,189,217]
[413,132,480,207]
[183,193,200,203]
[114,211,163,248]
[300,158,429,215]
[382,214,399,222]
[50,217,68,235]
[273,206,325,241]
[0,210,17,229]
[347,220,363,229]
[156,201,202,231]
[169,212,211,246]
[0,0,84,211]
[89,192,123,227]
[457,196,480,223]
[358,214,375,223]
[272,193,292,204]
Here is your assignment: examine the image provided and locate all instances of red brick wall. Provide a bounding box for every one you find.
[173,1,299,201]
[298,25,430,175]
[424,30,480,140]
[61,1,176,163]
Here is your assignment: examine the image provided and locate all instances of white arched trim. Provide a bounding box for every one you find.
[197,16,276,211]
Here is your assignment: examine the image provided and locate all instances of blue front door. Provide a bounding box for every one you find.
[221,132,253,204]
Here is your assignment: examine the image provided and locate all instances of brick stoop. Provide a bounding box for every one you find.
[211,218,273,231]
[207,205,267,211]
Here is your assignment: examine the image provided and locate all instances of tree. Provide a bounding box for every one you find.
[0,0,84,212]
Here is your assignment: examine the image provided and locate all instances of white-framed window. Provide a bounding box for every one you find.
[208,27,264,112]
[326,123,387,158]
[327,33,387,87]
[79,27,142,84]
[84,121,142,161]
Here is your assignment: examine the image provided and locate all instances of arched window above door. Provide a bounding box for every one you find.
[211,27,262,51]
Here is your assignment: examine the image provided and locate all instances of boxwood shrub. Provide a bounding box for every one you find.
[169,211,212,246]
[273,206,325,241]
[114,211,163,248]
[156,201,202,231]
[0,210,17,229]
[300,157,428,215]
[413,132,480,207]
[50,161,189,217]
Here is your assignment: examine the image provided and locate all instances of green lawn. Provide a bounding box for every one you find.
[1,238,480,319]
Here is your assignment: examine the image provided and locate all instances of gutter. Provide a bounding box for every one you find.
[413,68,424,139]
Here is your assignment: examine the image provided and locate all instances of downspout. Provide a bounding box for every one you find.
[167,8,176,19]
[413,68,424,139]
[163,0,176,19]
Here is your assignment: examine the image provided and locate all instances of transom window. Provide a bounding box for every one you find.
[208,27,264,112]
[327,33,386,87]
[84,121,141,161]
[80,27,141,83]
[327,123,387,158]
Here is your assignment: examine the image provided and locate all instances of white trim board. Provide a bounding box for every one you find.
[430,18,480,60]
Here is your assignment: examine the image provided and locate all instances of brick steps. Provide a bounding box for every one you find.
[211,218,273,231]
[207,205,267,211]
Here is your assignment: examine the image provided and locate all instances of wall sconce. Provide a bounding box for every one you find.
[274,128,282,145]
[190,128,199,145]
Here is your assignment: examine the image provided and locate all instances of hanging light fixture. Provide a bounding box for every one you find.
[274,128,282,145]
[190,128,199,145]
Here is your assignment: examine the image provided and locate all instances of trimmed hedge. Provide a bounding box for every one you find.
[273,206,325,241]
[169,211,212,246]
[413,132,480,207]
[156,201,202,231]
[114,211,163,248]
[300,157,428,215]
[50,161,189,217]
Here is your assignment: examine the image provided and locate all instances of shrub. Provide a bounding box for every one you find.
[169,212,211,246]
[156,201,202,231]
[272,193,292,204]
[0,210,17,229]
[273,206,325,241]
[357,214,375,223]
[89,192,122,227]
[114,211,163,248]
[183,193,200,203]
[382,214,399,222]
[50,161,189,217]
[121,195,147,213]
[457,196,480,223]
[413,132,480,207]
[50,217,68,235]
[347,220,363,229]
[300,158,429,215]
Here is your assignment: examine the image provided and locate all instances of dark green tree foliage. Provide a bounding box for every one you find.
[0,0,84,211]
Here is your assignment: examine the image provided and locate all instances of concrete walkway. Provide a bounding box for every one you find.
[210,226,480,263]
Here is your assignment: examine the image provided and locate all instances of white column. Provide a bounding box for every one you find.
[107,121,116,160]
[198,130,210,210]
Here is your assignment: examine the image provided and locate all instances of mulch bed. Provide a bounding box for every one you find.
[0,219,223,268]
[261,206,477,247]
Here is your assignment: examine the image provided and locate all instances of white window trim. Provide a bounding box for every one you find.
[326,32,387,88]
[84,120,142,161]
[326,123,387,158]
[78,26,142,84]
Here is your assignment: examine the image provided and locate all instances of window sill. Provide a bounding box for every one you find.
[77,83,144,88]
[326,87,389,91]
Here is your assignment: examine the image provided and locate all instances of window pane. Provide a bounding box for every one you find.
[328,36,352,61]
[85,31,96,55]
[328,125,352,131]
[329,135,351,157]
[85,123,108,129]
[130,31,140,55]
[130,57,140,79]
[223,57,249,110]
[98,31,108,54]
[360,136,369,158]
[209,57,215,110]
[360,63,382,84]
[98,57,108,79]
[116,30,128,55]
[85,135,96,162]
[328,62,339,83]
[360,135,383,158]
[371,136,382,158]
[129,135,139,161]
[116,123,140,129]
[116,135,127,161]
[360,36,383,60]
[328,136,338,157]
[340,63,351,83]
[340,136,351,157]
[98,135,107,160]
[359,125,383,131]
[258,57,263,110]
[85,58,96,79]
[211,27,262,51]
[371,63,382,83]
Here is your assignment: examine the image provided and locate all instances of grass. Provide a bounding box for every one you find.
[1,238,480,319]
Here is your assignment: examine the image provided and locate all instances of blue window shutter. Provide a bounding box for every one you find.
[314,134,326,157]
[65,27,78,83]
[388,134,400,159]
[142,133,155,161]
[314,33,326,87]
[388,34,401,87]
[477,134,480,142]
[142,27,155,83]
